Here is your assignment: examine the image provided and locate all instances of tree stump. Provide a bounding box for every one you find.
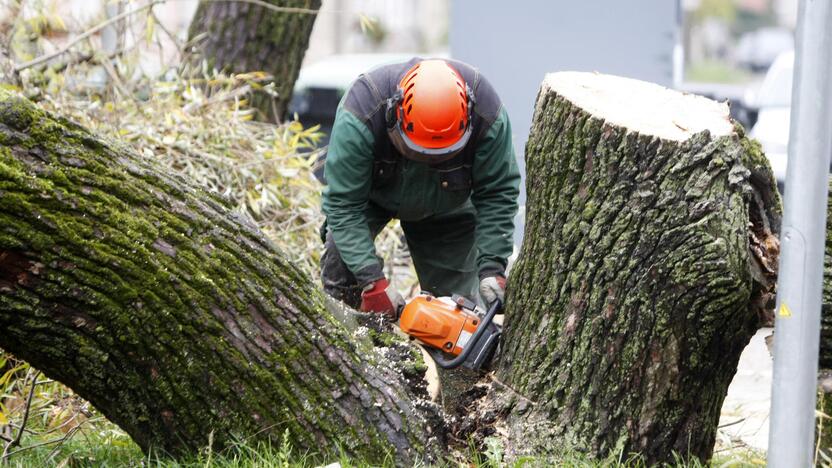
[814,180,832,460]
[493,72,780,464]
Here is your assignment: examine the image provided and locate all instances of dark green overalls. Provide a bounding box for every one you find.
[320,58,520,307]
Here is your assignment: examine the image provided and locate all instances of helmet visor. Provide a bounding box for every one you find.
[388,123,472,164]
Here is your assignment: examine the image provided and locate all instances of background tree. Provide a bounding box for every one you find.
[0,70,781,464]
[187,0,321,121]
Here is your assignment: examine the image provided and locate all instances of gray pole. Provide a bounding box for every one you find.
[768,0,832,466]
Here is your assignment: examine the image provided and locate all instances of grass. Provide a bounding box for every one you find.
[4,428,141,467]
[1,426,770,468]
[1,433,770,468]
[1,439,765,468]
[0,362,770,467]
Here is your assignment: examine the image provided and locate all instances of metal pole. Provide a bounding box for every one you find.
[768,0,832,466]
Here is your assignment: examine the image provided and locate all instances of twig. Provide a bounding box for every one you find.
[13,0,166,73]
[2,424,82,460]
[717,417,747,429]
[150,8,182,51]
[44,424,84,461]
[713,441,748,454]
[282,219,317,235]
[40,415,103,437]
[43,43,137,76]
[817,391,827,465]
[819,447,832,465]
[97,47,133,100]
[6,423,36,436]
[8,400,55,417]
[234,148,323,168]
[182,83,253,113]
[165,140,238,164]
[114,0,128,53]
[199,0,319,15]
[1,370,40,459]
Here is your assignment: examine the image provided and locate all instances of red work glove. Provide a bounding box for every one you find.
[479,274,507,305]
[359,278,405,317]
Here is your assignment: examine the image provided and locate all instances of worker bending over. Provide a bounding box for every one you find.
[321,58,520,316]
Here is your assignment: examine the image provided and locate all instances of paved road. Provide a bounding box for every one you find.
[718,327,773,452]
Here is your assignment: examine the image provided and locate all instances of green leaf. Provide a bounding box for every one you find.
[0,364,25,388]
[145,12,155,44]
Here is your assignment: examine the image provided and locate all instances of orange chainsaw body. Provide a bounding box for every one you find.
[398,295,480,355]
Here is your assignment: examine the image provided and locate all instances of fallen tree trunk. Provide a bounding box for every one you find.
[489,72,780,464]
[0,89,437,464]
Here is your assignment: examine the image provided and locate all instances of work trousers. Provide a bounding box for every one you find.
[321,202,480,308]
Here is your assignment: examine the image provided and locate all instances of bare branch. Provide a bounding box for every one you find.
[201,0,319,16]
[3,425,83,460]
[51,424,87,459]
[14,0,165,72]
[13,0,321,73]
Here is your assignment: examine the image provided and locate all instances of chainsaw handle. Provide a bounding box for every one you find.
[428,299,502,369]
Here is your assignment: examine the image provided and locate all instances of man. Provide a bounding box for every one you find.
[321,58,520,316]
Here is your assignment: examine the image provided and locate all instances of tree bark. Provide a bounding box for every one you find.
[489,72,780,464]
[814,180,832,459]
[187,0,321,121]
[0,89,438,464]
[821,181,832,368]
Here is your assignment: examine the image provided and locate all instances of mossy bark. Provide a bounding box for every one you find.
[187,0,320,121]
[815,180,832,459]
[821,181,832,369]
[492,81,780,464]
[0,89,438,464]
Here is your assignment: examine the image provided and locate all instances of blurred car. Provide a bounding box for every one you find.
[287,53,423,181]
[749,50,793,189]
[736,27,794,73]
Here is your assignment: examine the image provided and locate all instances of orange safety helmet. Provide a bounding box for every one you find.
[385,59,475,163]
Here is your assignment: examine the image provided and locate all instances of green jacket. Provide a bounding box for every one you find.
[322,59,520,285]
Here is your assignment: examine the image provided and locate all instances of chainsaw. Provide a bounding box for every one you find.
[397,294,502,371]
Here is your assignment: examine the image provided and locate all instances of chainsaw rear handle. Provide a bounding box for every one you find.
[428,299,502,369]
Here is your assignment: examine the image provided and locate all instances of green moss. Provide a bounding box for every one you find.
[499,84,779,464]
[0,90,36,130]
[736,122,782,216]
[0,87,431,465]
